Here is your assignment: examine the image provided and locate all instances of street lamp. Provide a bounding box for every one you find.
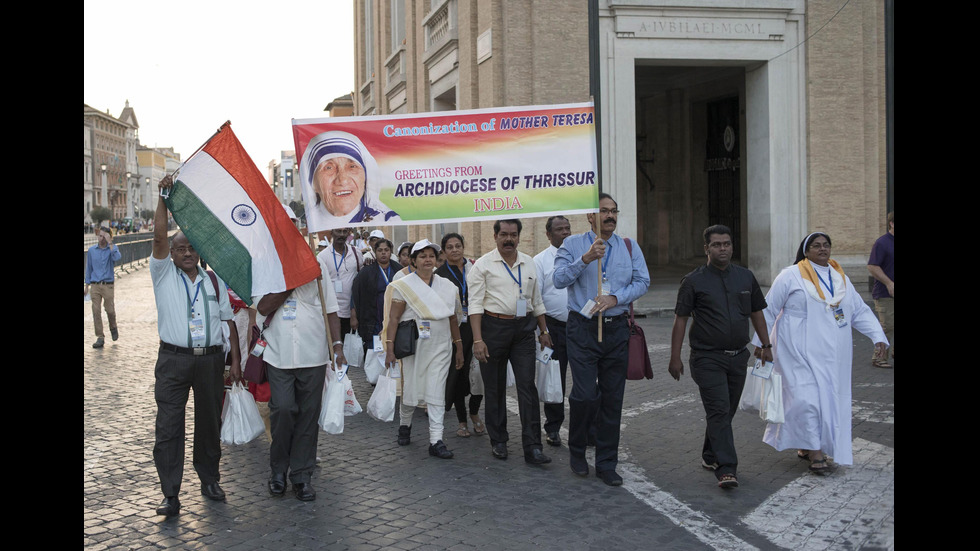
[100,163,107,207]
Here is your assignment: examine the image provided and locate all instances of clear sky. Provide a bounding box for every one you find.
[84,0,355,175]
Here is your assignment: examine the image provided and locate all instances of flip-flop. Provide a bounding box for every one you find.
[797,450,810,461]
[872,357,892,368]
[809,458,831,474]
[471,418,486,435]
[456,425,471,438]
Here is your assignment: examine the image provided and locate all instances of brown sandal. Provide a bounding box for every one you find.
[470,416,486,436]
[456,424,471,438]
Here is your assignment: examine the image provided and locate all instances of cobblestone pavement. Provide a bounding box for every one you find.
[83,263,894,550]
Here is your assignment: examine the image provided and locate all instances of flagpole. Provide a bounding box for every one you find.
[591,215,603,343]
[310,233,336,370]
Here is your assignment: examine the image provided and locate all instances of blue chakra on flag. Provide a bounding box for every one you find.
[231,204,257,226]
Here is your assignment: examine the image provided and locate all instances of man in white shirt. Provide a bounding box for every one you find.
[151,175,242,517]
[317,227,363,337]
[253,256,346,501]
[468,219,554,465]
[533,215,572,447]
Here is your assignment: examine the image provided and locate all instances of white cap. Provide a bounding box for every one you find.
[281,203,297,221]
[318,240,328,247]
[410,238,441,256]
[368,229,385,239]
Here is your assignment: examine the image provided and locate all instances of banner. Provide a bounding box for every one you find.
[169,123,321,305]
[292,102,598,233]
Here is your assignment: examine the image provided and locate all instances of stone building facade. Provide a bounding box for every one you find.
[353,0,892,283]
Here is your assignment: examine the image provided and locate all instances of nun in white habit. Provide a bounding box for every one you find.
[751,232,888,473]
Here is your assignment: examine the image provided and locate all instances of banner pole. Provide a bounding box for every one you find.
[591,216,603,343]
[310,233,336,370]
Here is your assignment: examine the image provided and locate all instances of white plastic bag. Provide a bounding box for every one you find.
[220,382,266,445]
[536,359,563,404]
[342,368,362,416]
[364,348,385,384]
[738,368,767,414]
[759,372,784,424]
[319,367,346,434]
[469,356,484,396]
[343,332,364,367]
[367,367,397,422]
[506,361,515,387]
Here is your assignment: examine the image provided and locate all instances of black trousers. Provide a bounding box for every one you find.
[542,315,569,434]
[689,348,750,479]
[445,321,483,423]
[153,346,225,498]
[480,315,542,454]
[267,363,327,484]
[567,312,629,473]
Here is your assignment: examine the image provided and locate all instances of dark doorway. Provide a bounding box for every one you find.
[705,96,741,263]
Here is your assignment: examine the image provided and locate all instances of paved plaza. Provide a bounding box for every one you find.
[83,260,894,550]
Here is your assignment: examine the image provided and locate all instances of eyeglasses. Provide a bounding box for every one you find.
[172,246,197,255]
[599,208,620,215]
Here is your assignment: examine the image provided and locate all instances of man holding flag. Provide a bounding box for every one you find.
[151,174,241,517]
[553,193,650,486]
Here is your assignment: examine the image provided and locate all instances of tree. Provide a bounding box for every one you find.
[140,208,154,222]
[90,206,112,226]
[288,200,305,220]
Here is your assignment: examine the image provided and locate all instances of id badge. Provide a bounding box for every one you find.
[418,320,431,339]
[390,363,401,378]
[833,307,848,328]
[601,277,611,296]
[516,298,527,317]
[281,299,297,320]
[189,317,205,340]
[373,335,384,352]
[251,338,267,356]
[461,306,468,324]
[537,346,554,364]
[751,358,774,379]
[334,280,343,294]
[579,299,596,319]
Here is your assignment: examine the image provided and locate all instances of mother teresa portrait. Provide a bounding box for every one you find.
[300,130,401,230]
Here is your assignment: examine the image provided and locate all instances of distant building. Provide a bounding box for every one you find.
[353,0,892,283]
[84,103,135,221]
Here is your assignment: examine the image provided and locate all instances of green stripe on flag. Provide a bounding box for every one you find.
[166,181,253,303]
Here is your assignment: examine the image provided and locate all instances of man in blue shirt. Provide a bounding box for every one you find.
[553,193,650,485]
[85,226,122,348]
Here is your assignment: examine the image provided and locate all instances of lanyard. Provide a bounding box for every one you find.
[332,245,347,273]
[588,232,611,280]
[501,261,522,295]
[446,263,467,304]
[815,268,834,296]
[180,272,204,314]
[379,263,392,285]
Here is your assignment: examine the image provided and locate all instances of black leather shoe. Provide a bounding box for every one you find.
[428,440,454,459]
[268,473,287,497]
[92,337,104,349]
[569,454,589,476]
[524,448,552,465]
[491,442,508,459]
[596,469,623,486]
[546,431,562,447]
[156,496,180,516]
[201,482,226,501]
[398,425,411,446]
[110,327,119,341]
[293,482,316,501]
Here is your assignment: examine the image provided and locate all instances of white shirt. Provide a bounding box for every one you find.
[533,245,568,322]
[467,247,546,318]
[252,256,340,369]
[150,255,233,348]
[317,243,363,317]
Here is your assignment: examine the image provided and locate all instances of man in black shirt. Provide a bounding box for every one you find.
[668,225,773,489]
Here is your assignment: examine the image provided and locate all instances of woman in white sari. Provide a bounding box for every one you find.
[382,239,464,458]
[752,232,888,474]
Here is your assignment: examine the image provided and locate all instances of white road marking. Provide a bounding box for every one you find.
[741,437,894,550]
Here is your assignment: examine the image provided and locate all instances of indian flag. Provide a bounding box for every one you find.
[166,123,321,305]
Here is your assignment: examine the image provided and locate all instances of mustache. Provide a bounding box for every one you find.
[503,241,516,247]
[603,218,616,224]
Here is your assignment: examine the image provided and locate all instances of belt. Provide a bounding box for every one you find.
[722,347,747,356]
[93,281,114,285]
[484,311,521,320]
[544,315,567,326]
[159,342,224,356]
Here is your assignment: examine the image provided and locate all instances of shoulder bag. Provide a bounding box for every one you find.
[624,239,653,380]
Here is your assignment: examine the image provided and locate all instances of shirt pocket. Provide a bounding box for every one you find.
[735,290,751,319]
